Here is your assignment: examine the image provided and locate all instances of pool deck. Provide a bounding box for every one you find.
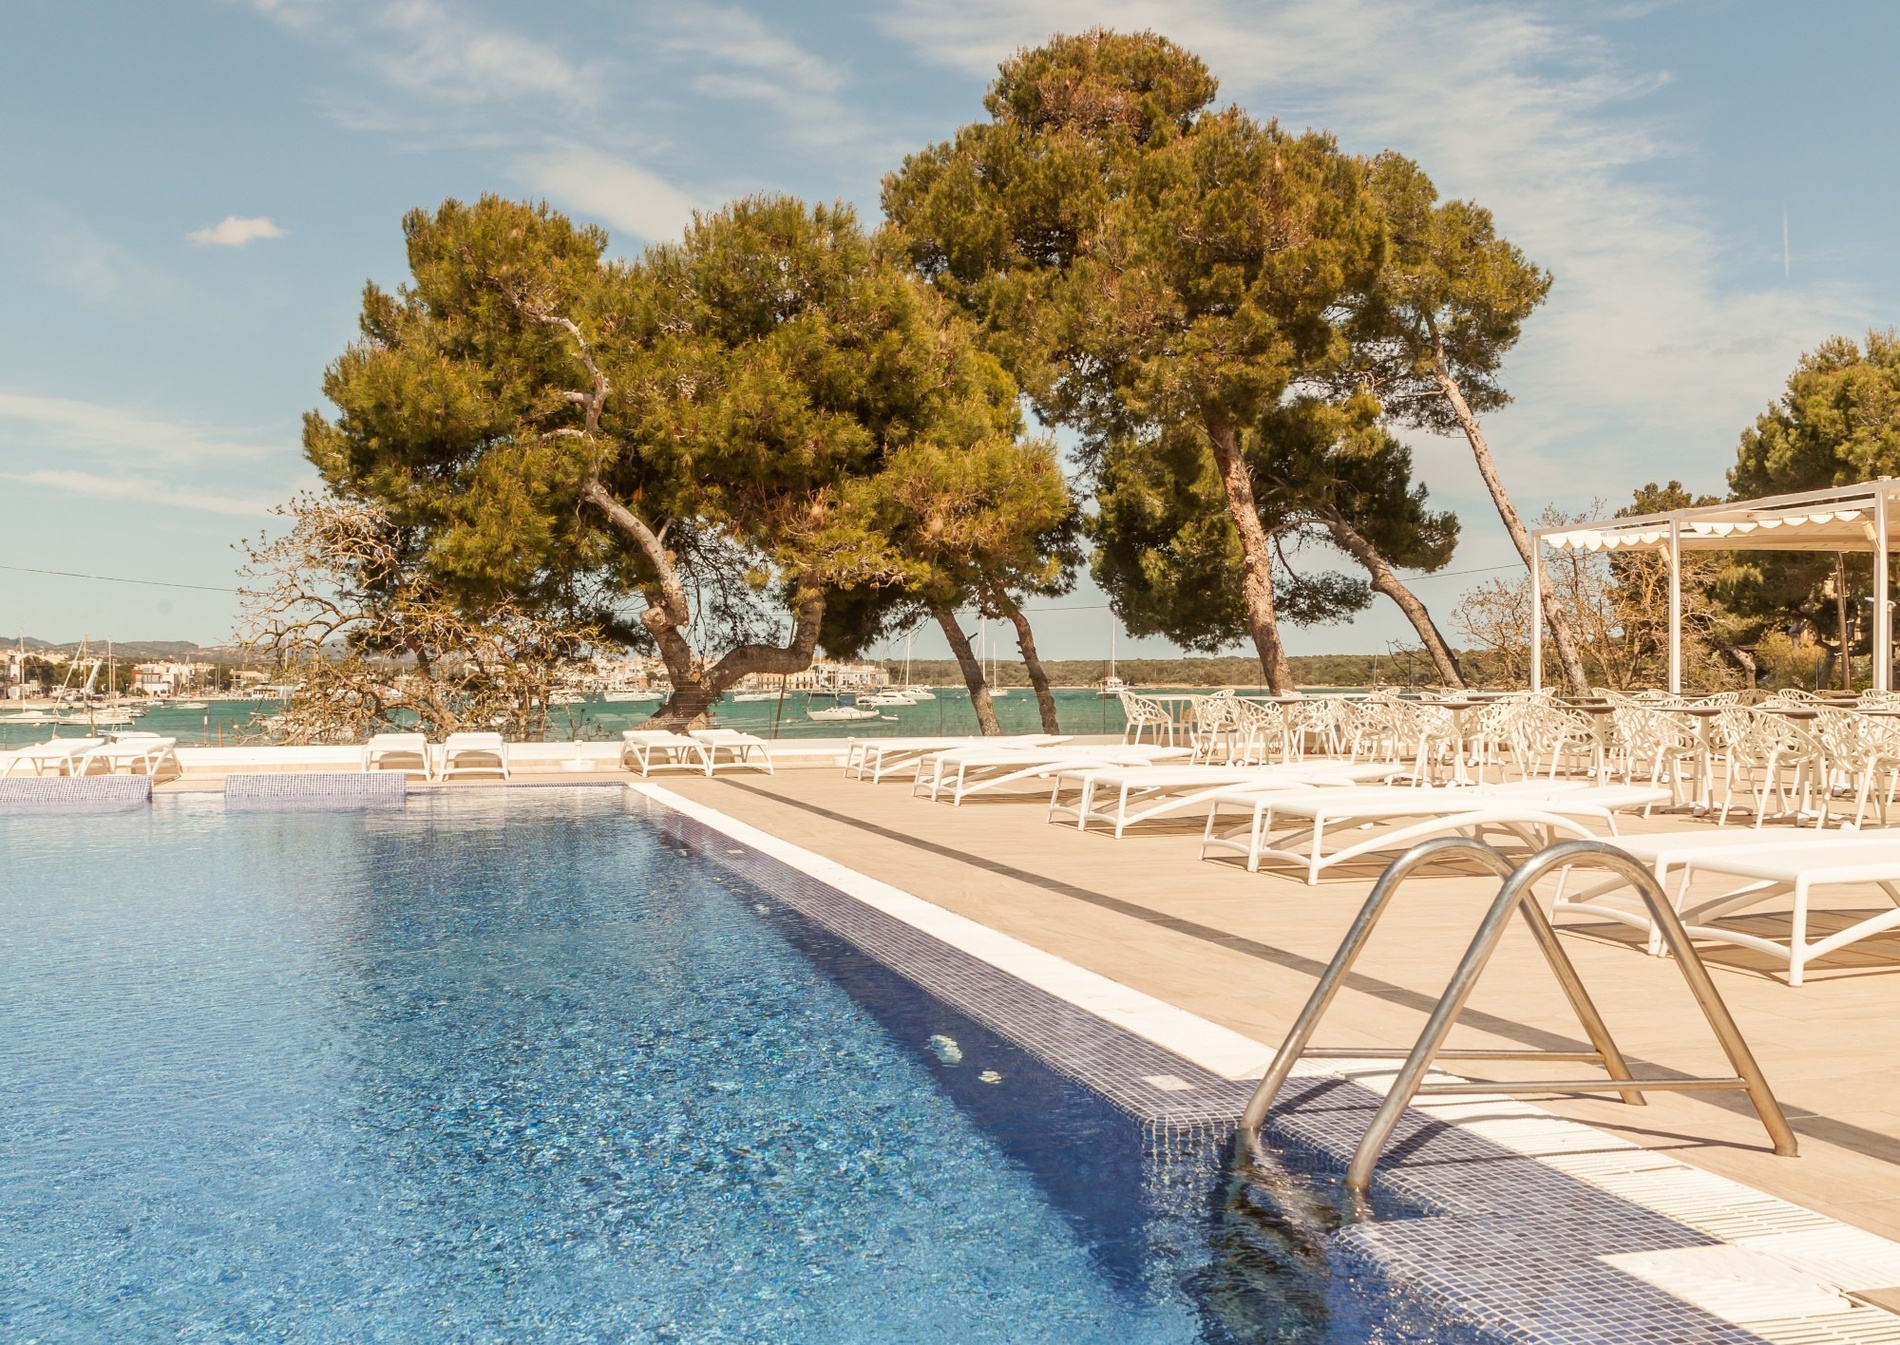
[634,759,1900,1247]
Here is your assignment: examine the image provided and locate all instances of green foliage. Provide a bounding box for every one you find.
[1720,331,1900,649]
[885,29,1377,446]
[302,193,1039,718]
[1348,154,1552,427]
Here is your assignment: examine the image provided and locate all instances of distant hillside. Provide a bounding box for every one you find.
[10,639,213,659]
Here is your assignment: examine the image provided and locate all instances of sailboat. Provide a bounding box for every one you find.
[899,629,934,701]
[1097,615,1127,698]
[981,621,1008,697]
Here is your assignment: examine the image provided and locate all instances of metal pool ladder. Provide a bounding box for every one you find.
[1239,836,1799,1193]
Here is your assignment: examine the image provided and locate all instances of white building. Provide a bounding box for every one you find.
[133,660,214,696]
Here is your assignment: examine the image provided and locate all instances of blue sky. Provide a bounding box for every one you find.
[2,0,1895,661]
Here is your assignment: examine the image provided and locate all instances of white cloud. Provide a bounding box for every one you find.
[2,469,282,517]
[374,0,598,108]
[514,143,702,244]
[0,393,278,464]
[664,6,859,146]
[187,215,289,247]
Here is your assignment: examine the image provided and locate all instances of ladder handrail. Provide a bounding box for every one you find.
[1239,837,1798,1193]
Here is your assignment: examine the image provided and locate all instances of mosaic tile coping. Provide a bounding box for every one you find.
[223,771,406,810]
[628,781,1900,1345]
[0,774,151,812]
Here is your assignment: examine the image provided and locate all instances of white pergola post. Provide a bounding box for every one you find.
[1667,519,1682,695]
[1529,534,1543,692]
[1877,487,1892,692]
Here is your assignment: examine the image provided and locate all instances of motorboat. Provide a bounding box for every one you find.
[859,689,916,707]
[603,686,664,703]
[808,694,880,722]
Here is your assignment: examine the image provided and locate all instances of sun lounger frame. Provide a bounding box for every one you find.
[1198,784,1659,884]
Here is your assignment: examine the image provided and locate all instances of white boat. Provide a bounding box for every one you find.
[902,687,936,701]
[730,691,781,703]
[1097,618,1126,697]
[176,702,208,710]
[859,689,916,707]
[808,694,880,722]
[603,687,664,703]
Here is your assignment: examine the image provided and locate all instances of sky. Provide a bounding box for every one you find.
[2,0,1896,662]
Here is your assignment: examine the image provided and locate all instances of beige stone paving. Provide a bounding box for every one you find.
[654,762,1900,1241]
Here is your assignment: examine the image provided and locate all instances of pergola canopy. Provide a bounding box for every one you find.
[1529,477,1899,692]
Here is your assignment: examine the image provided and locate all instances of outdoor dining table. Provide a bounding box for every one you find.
[1661,703,1726,811]
[1423,698,1485,784]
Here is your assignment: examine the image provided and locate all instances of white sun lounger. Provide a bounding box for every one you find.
[363,732,433,780]
[0,737,107,778]
[689,728,774,775]
[621,729,711,777]
[81,735,181,781]
[1672,840,1900,985]
[439,731,510,780]
[1553,827,1823,950]
[913,743,1193,806]
[846,734,1066,784]
[1047,760,1399,837]
[1200,784,1664,884]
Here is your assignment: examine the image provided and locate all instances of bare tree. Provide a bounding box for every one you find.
[238,495,596,744]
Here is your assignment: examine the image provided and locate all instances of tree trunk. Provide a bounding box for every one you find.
[580,478,829,729]
[1320,513,1466,689]
[991,586,1061,733]
[932,599,1000,735]
[1431,352,1590,695]
[647,585,828,729]
[1205,418,1295,693]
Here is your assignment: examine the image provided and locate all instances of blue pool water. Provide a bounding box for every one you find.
[0,790,1456,1342]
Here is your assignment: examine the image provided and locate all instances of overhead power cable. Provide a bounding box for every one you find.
[0,562,239,594]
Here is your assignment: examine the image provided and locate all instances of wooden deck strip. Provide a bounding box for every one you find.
[658,762,1900,1242]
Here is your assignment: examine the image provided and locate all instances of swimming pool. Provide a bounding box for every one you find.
[0,789,1467,1342]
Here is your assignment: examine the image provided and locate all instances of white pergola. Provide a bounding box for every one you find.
[1531,478,1899,694]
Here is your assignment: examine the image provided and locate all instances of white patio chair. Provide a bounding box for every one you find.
[1119,691,1177,746]
[689,728,775,775]
[1712,708,1824,827]
[1230,699,1291,766]
[362,732,433,780]
[439,731,510,780]
[620,729,711,777]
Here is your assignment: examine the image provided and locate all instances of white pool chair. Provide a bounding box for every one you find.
[620,729,711,777]
[1672,840,1900,985]
[81,735,181,781]
[846,734,1065,784]
[1555,827,1830,954]
[912,742,1193,806]
[1047,761,1398,838]
[689,728,775,775]
[439,731,510,780]
[1198,783,1653,884]
[0,737,108,778]
[362,732,433,780]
